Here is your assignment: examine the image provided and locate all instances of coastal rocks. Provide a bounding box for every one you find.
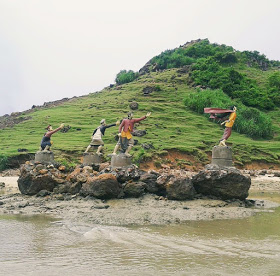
[166,177,195,200]
[192,168,251,200]
[18,162,67,195]
[80,174,121,199]
[123,181,147,198]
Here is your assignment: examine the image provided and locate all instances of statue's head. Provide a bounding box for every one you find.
[100,119,106,125]
[127,112,133,119]
[230,105,237,111]
[46,125,53,131]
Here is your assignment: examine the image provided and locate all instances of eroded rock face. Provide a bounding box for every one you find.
[192,168,251,200]
[18,163,67,195]
[166,177,195,200]
[123,181,147,198]
[80,174,121,199]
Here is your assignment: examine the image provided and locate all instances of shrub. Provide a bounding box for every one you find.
[0,155,8,171]
[115,70,138,85]
[184,89,273,139]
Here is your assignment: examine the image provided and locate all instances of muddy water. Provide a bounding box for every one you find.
[0,193,280,276]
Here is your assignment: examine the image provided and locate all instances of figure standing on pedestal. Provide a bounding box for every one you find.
[112,111,151,157]
[40,124,64,151]
[219,106,237,146]
[85,119,120,155]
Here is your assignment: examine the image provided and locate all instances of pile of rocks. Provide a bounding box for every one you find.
[17,160,252,201]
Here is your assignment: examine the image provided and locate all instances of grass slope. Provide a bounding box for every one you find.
[1,68,280,170]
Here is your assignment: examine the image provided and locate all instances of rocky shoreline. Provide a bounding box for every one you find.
[0,165,279,225]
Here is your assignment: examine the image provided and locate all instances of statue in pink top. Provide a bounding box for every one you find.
[112,111,151,157]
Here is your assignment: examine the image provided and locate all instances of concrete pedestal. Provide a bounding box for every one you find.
[83,153,102,166]
[35,151,54,164]
[111,153,132,168]
[211,146,233,167]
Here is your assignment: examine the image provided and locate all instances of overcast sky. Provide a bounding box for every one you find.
[0,0,279,116]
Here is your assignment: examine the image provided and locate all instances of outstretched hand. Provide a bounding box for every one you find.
[60,123,65,128]
[115,120,120,126]
[146,112,151,117]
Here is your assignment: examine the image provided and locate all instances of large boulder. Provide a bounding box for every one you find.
[123,181,147,198]
[80,173,121,199]
[192,168,251,200]
[166,176,195,200]
[140,172,159,194]
[18,163,66,195]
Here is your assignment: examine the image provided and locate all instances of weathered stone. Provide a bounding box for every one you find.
[53,182,82,194]
[123,181,147,198]
[156,174,172,195]
[35,151,54,164]
[115,167,141,183]
[0,182,5,188]
[80,173,121,199]
[58,165,66,171]
[83,153,102,166]
[140,173,158,193]
[36,190,51,197]
[166,176,195,200]
[39,169,48,175]
[98,162,110,172]
[131,129,146,137]
[192,168,251,200]
[111,153,132,168]
[83,166,93,174]
[129,101,138,110]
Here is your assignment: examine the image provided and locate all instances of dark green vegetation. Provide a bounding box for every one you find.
[0,39,279,170]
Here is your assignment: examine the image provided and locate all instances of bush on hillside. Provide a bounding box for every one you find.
[184,89,273,139]
[190,57,275,110]
[115,70,139,85]
[267,71,280,106]
[0,155,8,171]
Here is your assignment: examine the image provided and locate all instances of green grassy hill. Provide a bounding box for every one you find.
[1,39,280,171]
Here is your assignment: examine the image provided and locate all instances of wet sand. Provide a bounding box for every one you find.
[0,175,279,225]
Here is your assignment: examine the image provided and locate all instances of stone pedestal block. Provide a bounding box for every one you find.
[111,154,132,168]
[83,153,102,166]
[211,146,233,167]
[35,151,54,164]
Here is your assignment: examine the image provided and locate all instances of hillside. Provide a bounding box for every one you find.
[1,39,280,171]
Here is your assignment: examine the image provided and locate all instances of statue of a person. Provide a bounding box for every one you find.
[112,111,151,157]
[85,119,120,155]
[40,124,64,151]
[219,106,237,146]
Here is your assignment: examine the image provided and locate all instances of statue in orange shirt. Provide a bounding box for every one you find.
[112,111,151,157]
[219,106,237,146]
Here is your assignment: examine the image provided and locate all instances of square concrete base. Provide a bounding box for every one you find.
[211,146,233,168]
[35,151,54,164]
[111,153,132,168]
[83,153,102,166]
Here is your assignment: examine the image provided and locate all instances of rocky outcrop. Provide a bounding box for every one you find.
[123,181,147,198]
[192,168,251,200]
[18,162,67,195]
[80,174,121,199]
[166,176,195,200]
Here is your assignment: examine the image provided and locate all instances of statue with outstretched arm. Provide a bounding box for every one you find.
[40,124,64,151]
[112,111,151,157]
[85,119,120,155]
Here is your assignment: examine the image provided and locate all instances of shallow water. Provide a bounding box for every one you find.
[1,194,280,276]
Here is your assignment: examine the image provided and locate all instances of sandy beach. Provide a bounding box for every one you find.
[0,174,279,225]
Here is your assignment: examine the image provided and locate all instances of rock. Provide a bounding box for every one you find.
[192,168,251,200]
[98,162,110,172]
[53,182,82,194]
[140,173,158,193]
[156,174,172,195]
[0,182,5,188]
[129,101,139,110]
[58,165,66,171]
[166,176,195,200]
[123,181,147,198]
[66,167,83,183]
[274,171,280,177]
[131,129,146,137]
[80,173,121,199]
[83,166,93,174]
[18,163,64,195]
[142,143,154,150]
[36,190,51,197]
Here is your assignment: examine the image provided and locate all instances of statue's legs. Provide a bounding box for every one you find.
[96,145,103,155]
[43,145,51,152]
[124,145,133,157]
[112,144,120,155]
[84,145,91,153]
[219,139,226,146]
